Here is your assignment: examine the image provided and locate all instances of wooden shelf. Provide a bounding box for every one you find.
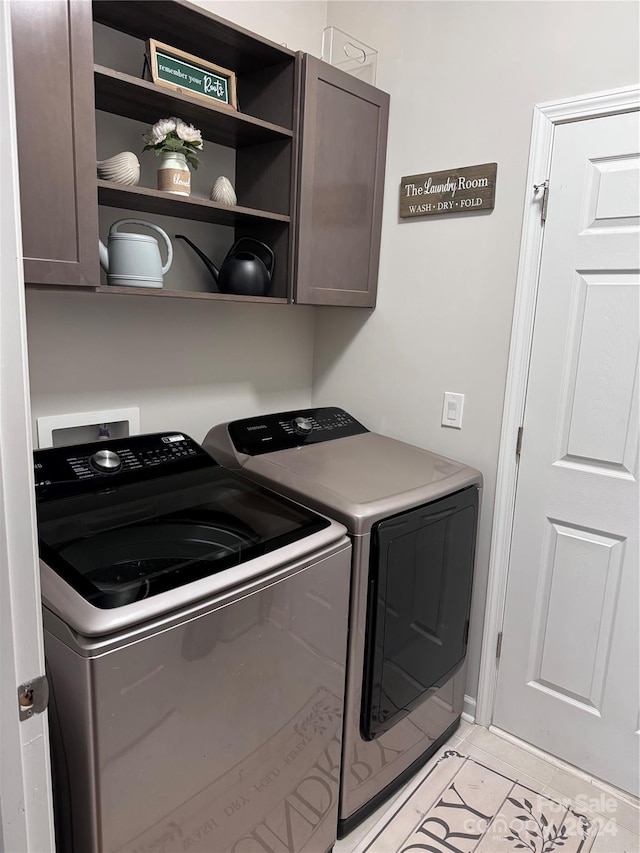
[95,285,287,304]
[94,66,293,148]
[92,0,295,75]
[97,181,290,226]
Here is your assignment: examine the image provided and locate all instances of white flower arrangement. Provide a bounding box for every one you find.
[143,117,203,169]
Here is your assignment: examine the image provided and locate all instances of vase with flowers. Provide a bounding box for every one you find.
[143,117,203,197]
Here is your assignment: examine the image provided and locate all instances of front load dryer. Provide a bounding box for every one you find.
[203,407,482,837]
[34,431,351,853]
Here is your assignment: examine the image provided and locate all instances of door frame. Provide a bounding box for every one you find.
[475,84,640,728]
[0,2,56,848]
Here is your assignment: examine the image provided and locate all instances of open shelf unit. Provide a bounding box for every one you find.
[92,0,299,303]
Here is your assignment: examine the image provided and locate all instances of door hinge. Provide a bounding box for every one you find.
[516,426,524,458]
[17,675,49,721]
[495,631,503,661]
[534,180,549,223]
[541,182,550,222]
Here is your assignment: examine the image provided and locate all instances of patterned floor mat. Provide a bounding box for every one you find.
[354,749,597,853]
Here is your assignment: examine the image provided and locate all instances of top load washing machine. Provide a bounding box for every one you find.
[204,407,482,837]
[35,431,352,853]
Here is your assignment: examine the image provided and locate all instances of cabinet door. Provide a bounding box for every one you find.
[11,0,98,287]
[295,55,389,307]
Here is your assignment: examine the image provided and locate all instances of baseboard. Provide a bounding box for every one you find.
[462,694,476,723]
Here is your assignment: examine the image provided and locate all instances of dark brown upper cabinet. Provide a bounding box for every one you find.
[295,55,389,307]
[11,1,389,306]
[11,0,99,287]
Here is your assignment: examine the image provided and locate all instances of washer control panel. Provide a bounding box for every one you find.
[34,433,212,502]
[228,407,368,456]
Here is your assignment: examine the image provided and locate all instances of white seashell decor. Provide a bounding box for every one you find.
[97,151,140,186]
[210,176,237,206]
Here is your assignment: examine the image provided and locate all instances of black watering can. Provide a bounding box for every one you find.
[176,235,275,297]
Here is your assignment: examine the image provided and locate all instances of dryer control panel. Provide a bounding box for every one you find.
[227,407,368,456]
[34,433,213,502]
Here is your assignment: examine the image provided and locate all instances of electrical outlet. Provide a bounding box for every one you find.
[442,392,464,429]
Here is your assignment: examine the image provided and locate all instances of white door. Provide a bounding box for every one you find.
[0,3,56,849]
[493,109,640,795]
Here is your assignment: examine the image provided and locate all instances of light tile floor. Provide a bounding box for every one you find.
[335,722,640,853]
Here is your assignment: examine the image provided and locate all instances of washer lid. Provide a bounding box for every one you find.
[241,432,482,533]
[38,467,333,613]
[34,433,349,638]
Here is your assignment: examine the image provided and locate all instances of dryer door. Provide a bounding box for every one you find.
[361,486,478,739]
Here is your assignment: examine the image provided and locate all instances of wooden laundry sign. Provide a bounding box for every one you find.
[400,163,497,217]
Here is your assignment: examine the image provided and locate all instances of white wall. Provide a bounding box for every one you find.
[26,0,328,445]
[192,0,327,56]
[27,290,317,441]
[313,1,640,705]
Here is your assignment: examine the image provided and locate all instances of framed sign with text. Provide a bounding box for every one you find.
[147,39,237,110]
[400,163,497,218]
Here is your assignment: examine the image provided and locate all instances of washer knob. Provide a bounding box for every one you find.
[292,416,313,435]
[89,449,122,473]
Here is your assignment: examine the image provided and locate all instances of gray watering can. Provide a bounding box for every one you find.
[99,219,173,289]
